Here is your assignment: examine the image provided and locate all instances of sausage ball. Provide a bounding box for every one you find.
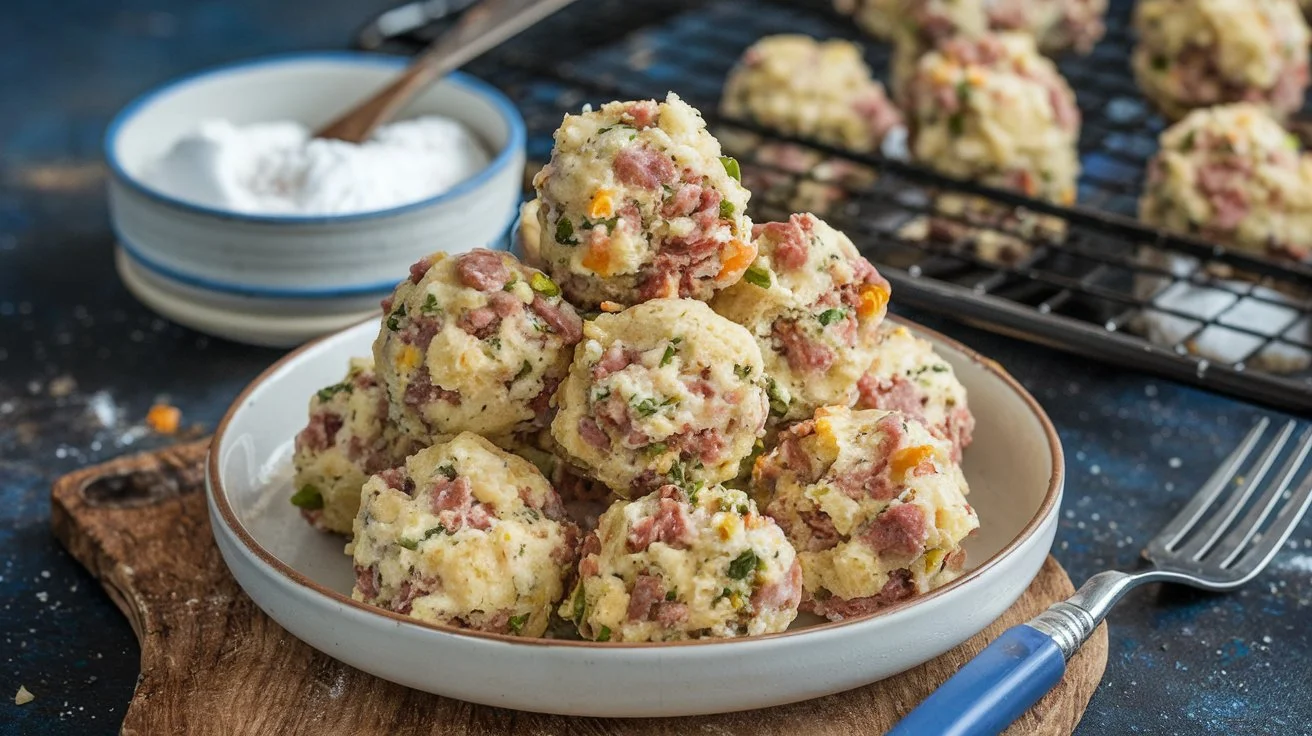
[291,357,420,535]
[1139,104,1312,263]
[856,324,975,461]
[841,0,1106,56]
[562,483,802,641]
[552,299,770,498]
[905,32,1081,207]
[721,35,904,153]
[533,93,755,309]
[711,213,891,423]
[349,433,579,636]
[987,0,1107,56]
[889,0,992,99]
[373,249,584,443]
[1132,0,1310,122]
[755,406,979,620]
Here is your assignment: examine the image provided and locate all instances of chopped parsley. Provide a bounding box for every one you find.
[713,587,733,603]
[743,265,772,289]
[737,504,750,515]
[598,123,635,136]
[659,337,682,367]
[686,479,704,506]
[420,293,442,315]
[555,216,578,245]
[316,382,351,402]
[643,442,668,456]
[720,156,742,181]
[817,308,848,326]
[633,396,677,417]
[397,537,421,550]
[596,625,613,642]
[513,360,533,382]
[571,585,586,623]
[719,200,735,219]
[386,303,407,331]
[931,363,949,373]
[437,464,457,481]
[423,525,448,539]
[727,549,759,580]
[765,377,790,417]
[289,485,324,510]
[733,364,753,380]
[588,216,619,234]
[530,271,561,297]
[508,613,530,635]
[665,590,678,601]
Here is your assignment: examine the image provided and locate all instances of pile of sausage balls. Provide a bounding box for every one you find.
[292,93,980,642]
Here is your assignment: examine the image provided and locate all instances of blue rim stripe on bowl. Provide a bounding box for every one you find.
[113,215,518,300]
[103,52,527,225]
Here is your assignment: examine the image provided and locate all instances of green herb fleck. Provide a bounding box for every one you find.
[765,377,790,417]
[665,590,678,601]
[596,625,612,642]
[728,550,759,580]
[643,442,668,456]
[720,156,741,181]
[817,308,847,327]
[743,265,772,289]
[397,537,420,550]
[687,479,704,506]
[386,303,407,331]
[931,363,950,373]
[316,382,351,402]
[530,271,561,297]
[571,585,586,623]
[420,293,441,315]
[513,360,533,382]
[424,525,447,539]
[737,504,750,515]
[633,397,661,417]
[555,216,578,245]
[948,113,964,137]
[713,587,733,603]
[290,485,324,510]
[659,337,682,367]
[1151,55,1169,72]
[437,464,457,481]
[733,364,752,380]
[508,613,530,635]
[719,200,735,219]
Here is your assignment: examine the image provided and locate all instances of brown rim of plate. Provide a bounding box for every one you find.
[208,313,1064,649]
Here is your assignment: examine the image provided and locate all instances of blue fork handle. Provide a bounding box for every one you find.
[887,624,1067,736]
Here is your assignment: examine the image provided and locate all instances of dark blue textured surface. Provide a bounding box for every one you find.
[890,625,1067,736]
[1,1,1310,734]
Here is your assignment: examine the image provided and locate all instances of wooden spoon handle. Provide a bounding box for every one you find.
[316,0,578,143]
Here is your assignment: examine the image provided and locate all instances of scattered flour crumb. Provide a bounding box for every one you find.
[14,686,33,705]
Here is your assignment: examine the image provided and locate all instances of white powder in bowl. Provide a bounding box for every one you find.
[140,116,493,216]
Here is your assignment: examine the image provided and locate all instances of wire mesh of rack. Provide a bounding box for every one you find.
[361,0,1312,413]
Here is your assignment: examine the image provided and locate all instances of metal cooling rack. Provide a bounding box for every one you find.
[360,0,1312,413]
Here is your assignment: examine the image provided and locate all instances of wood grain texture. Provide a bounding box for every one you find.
[51,439,1107,736]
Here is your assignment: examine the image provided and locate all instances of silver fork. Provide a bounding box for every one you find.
[890,418,1312,736]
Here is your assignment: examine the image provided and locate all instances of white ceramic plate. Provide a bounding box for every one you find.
[207,317,1063,717]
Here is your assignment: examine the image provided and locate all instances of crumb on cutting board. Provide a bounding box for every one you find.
[146,403,181,434]
[14,685,34,705]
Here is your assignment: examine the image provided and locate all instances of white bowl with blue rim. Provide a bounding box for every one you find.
[105,52,526,347]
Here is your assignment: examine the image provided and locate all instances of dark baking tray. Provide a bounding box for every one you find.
[359,0,1312,413]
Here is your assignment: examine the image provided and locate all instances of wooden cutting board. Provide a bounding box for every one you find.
[51,439,1107,735]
